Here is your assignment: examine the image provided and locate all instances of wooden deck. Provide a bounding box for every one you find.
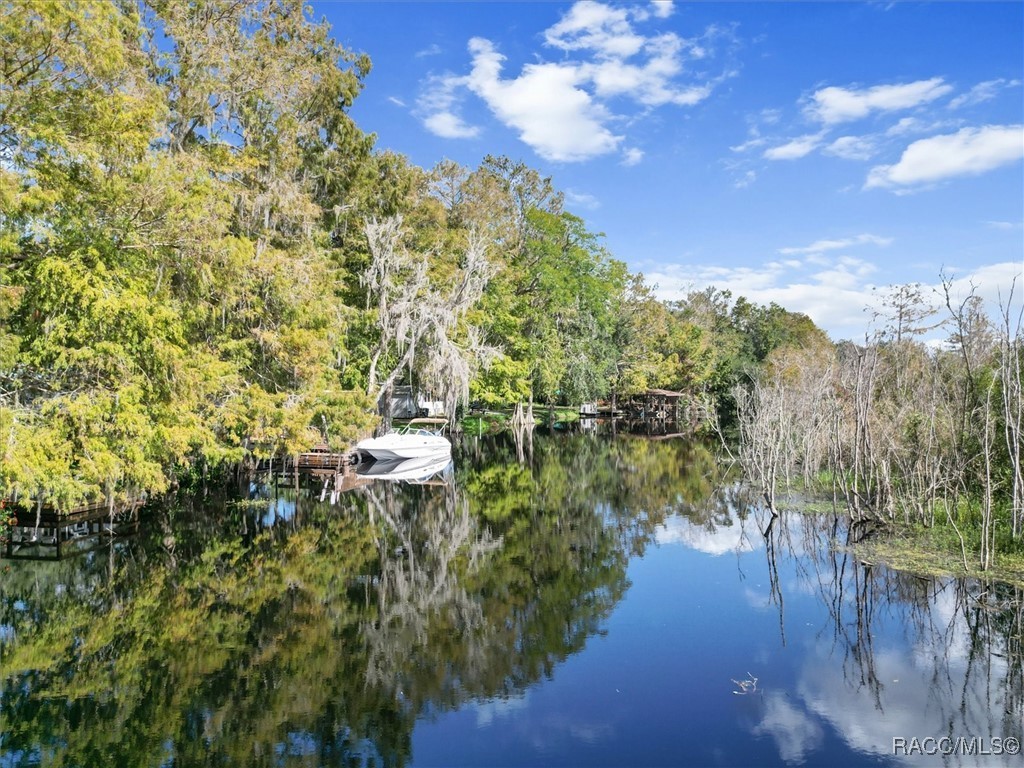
[254,447,360,476]
[4,500,141,560]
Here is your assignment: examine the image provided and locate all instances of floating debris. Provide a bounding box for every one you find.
[732,673,758,695]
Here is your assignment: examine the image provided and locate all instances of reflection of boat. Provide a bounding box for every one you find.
[355,418,451,461]
[356,453,453,483]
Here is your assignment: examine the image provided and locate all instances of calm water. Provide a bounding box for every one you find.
[1,432,1022,767]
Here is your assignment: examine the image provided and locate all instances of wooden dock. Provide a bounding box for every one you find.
[3,499,141,560]
[255,446,361,476]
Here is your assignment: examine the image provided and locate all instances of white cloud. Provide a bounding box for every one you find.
[544,1,645,59]
[779,233,892,256]
[415,1,734,162]
[812,256,878,289]
[763,133,824,160]
[948,78,1021,109]
[885,116,960,137]
[621,147,645,166]
[415,43,442,58]
[565,189,601,209]
[985,220,1023,230]
[935,262,1024,319]
[734,169,757,188]
[464,38,621,162]
[646,257,1022,342]
[648,261,877,341]
[650,1,675,19]
[807,77,953,124]
[423,111,480,139]
[886,116,921,136]
[865,124,1024,190]
[730,135,767,153]
[387,96,406,108]
[472,692,529,727]
[581,33,718,107]
[824,135,876,161]
[417,73,481,139]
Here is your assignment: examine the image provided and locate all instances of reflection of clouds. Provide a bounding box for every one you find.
[743,586,772,610]
[799,648,918,758]
[911,585,970,669]
[472,692,529,727]
[656,514,761,556]
[567,719,615,744]
[470,693,616,751]
[752,691,824,764]
[797,640,1019,767]
[524,712,616,749]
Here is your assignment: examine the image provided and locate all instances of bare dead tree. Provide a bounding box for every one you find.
[996,281,1024,539]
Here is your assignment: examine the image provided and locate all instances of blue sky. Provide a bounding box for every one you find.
[318,1,1024,341]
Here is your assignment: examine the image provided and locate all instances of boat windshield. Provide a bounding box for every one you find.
[399,418,448,435]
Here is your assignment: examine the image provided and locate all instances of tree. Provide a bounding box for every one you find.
[362,214,495,425]
[0,0,378,509]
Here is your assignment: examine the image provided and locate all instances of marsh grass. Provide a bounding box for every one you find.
[778,492,1024,587]
[850,524,1024,588]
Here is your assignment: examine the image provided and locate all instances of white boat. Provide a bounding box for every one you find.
[356,453,453,483]
[355,418,451,461]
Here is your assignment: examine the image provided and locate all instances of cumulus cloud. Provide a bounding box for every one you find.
[645,256,1022,342]
[948,78,1021,110]
[416,72,480,139]
[423,111,480,139]
[824,135,877,161]
[763,133,824,160]
[544,0,645,58]
[646,260,875,340]
[416,0,734,161]
[865,124,1024,190]
[621,147,645,166]
[806,77,953,125]
[650,0,675,19]
[463,38,621,161]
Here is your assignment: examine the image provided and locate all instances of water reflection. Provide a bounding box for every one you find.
[1,435,1022,767]
[741,510,1024,766]
[0,435,696,766]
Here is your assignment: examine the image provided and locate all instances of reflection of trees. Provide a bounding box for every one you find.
[361,480,501,708]
[1,433,715,767]
[764,510,1024,765]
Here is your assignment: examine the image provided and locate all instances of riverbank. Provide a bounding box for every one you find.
[773,486,1024,588]
[460,406,580,435]
[850,524,1024,589]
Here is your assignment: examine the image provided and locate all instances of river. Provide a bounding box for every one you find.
[1,432,1021,766]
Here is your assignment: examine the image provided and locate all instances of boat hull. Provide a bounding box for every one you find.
[355,433,451,461]
[356,454,453,482]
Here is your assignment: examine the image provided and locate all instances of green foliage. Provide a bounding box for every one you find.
[0,0,838,511]
[1,0,377,507]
